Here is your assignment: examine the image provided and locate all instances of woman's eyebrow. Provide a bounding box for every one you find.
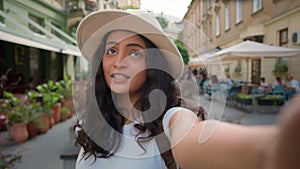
[126,43,145,49]
[105,42,145,49]
[106,41,118,46]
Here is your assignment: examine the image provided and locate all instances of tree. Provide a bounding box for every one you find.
[174,31,189,65]
[272,60,288,78]
[155,13,169,30]
[175,41,189,65]
[121,5,138,10]
[155,15,188,64]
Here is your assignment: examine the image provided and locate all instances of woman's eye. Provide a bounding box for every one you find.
[129,51,142,58]
[107,48,117,55]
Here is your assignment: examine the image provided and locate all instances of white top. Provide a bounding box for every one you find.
[76,107,183,169]
[260,81,269,87]
[273,80,285,87]
[287,79,299,92]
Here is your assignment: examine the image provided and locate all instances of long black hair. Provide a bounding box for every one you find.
[74,30,206,167]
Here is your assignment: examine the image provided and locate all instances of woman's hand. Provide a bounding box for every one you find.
[264,94,300,169]
[169,94,300,169]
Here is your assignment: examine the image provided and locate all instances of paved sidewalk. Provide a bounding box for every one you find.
[0,97,281,169]
[199,96,279,126]
[1,116,77,169]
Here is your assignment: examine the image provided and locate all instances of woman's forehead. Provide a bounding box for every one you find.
[106,30,145,46]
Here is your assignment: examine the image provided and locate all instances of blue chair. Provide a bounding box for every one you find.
[272,86,286,103]
[227,86,241,106]
[206,83,220,97]
[201,80,210,95]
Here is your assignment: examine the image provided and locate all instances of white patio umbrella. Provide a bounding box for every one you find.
[212,40,300,82]
[215,40,300,61]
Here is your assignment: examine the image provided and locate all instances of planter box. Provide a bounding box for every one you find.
[257,99,284,106]
[236,98,253,105]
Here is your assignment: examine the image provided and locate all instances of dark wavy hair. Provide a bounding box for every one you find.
[74,30,206,167]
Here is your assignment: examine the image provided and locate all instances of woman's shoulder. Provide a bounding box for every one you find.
[163,107,196,140]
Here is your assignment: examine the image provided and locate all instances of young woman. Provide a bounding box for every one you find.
[74,9,300,169]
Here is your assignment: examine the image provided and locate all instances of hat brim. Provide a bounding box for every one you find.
[76,10,184,79]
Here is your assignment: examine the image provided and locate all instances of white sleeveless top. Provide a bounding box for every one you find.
[76,107,183,169]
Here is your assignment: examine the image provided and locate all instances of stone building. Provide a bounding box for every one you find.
[183,0,300,84]
[0,0,82,88]
[116,0,140,9]
[0,0,133,91]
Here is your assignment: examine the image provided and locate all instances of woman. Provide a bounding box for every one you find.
[74,9,300,169]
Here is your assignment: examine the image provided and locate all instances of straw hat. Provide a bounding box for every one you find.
[76,9,184,79]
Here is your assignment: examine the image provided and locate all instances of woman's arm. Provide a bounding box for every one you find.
[169,95,300,169]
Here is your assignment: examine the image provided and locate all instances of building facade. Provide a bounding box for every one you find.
[0,0,122,94]
[184,0,300,84]
[116,0,140,9]
[0,0,81,92]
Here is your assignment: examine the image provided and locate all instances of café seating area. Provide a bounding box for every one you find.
[202,81,295,113]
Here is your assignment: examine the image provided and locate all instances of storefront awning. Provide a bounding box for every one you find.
[0,27,81,56]
[0,29,61,52]
[0,9,81,56]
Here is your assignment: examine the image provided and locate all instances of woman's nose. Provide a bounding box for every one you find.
[113,52,127,69]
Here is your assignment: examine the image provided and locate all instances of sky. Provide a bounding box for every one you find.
[140,0,192,20]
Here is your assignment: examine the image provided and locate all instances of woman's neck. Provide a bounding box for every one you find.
[116,93,142,124]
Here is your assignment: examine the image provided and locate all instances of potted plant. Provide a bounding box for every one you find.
[233,61,242,78]
[60,106,70,121]
[235,93,253,105]
[37,80,63,125]
[24,91,42,138]
[36,83,53,133]
[3,92,28,143]
[272,60,288,78]
[57,76,74,117]
[257,94,284,106]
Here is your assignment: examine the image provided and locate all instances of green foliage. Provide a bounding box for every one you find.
[60,106,69,115]
[257,94,284,105]
[233,61,242,77]
[36,80,63,114]
[155,13,169,30]
[2,92,26,124]
[236,93,252,99]
[258,95,283,100]
[56,76,72,100]
[0,150,22,169]
[121,5,138,9]
[2,91,41,124]
[24,92,42,124]
[175,41,190,65]
[272,60,288,78]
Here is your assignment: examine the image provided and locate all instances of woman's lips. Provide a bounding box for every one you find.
[111,73,130,83]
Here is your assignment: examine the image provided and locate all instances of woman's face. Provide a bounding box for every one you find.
[102,30,147,98]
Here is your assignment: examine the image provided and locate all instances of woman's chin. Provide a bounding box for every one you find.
[110,87,130,95]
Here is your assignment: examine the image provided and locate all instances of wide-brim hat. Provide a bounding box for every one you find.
[76,9,184,79]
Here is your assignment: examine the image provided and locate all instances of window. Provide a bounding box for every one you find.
[203,0,207,14]
[225,4,230,30]
[236,0,242,23]
[253,0,262,13]
[216,14,220,36]
[278,28,289,74]
[29,14,44,35]
[208,0,212,9]
[279,28,288,46]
